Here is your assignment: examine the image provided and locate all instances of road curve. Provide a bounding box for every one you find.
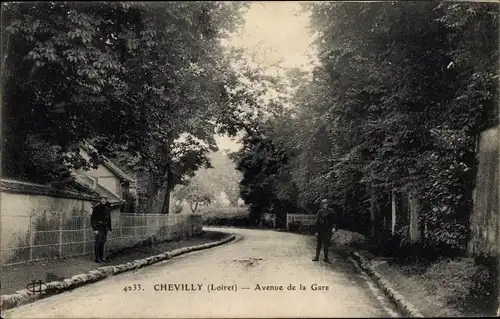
[3,227,399,318]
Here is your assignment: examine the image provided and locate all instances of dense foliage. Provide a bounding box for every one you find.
[2,2,256,212]
[172,177,213,213]
[233,1,499,255]
[173,150,242,209]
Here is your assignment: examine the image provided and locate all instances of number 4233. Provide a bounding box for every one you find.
[123,284,144,292]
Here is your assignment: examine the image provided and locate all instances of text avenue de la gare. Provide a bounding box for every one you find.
[147,283,330,292]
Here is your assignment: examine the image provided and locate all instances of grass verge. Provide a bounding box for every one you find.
[330,229,498,317]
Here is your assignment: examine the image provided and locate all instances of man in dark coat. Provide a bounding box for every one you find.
[312,199,336,263]
[91,196,112,263]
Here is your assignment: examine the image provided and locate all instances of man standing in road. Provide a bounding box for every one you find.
[91,196,112,263]
[312,198,336,263]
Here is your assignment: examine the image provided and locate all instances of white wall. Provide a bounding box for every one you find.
[76,148,121,195]
[0,180,95,264]
[1,179,203,266]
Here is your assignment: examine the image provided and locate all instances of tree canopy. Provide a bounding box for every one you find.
[172,176,214,214]
[232,1,499,253]
[1,1,259,213]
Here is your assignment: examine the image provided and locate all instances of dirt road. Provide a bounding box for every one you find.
[3,228,399,318]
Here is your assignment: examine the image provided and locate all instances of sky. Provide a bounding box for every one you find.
[215,1,317,152]
[228,1,317,72]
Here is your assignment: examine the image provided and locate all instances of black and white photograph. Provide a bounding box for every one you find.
[0,1,499,318]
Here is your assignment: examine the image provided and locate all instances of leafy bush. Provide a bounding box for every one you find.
[417,256,497,316]
[331,230,368,248]
[199,206,249,217]
[261,218,275,229]
[300,224,315,234]
[172,204,183,214]
[202,215,253,227]
[200,207,252,227]
[288,221,301,233]
[287,221,315,234]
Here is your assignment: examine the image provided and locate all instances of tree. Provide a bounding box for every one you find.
[103,2,251,215]
[2,2,254,214]
[232,107,301,226]
[173,177,214,213]
[2,2,143,182]
[193,150,242,205]
[232,1,498,253]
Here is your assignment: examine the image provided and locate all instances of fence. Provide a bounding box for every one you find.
[1,213,202,266]
[286,213,316,230]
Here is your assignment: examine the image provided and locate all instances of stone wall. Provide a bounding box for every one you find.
[0,179,203,265]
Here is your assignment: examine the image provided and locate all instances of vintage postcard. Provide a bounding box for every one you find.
[1,1,499,318]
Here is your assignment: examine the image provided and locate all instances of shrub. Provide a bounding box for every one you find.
[288,221,301,232]
[287,221,316,234]
[201,207,253,227]
[464,255,498,316]
[418,256,497,316]
[261,218,275,229]
[200,206,249,217]
[172,204,183,214]
[331,229,368,248]
[299,224,315,234]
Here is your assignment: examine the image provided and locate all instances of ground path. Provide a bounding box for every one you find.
[3,227,399,318]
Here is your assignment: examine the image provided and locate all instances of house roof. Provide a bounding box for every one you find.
[80,142,135,183]
[102,157,135,183]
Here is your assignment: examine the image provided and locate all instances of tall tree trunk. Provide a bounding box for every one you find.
[1,30,26,178]
[369,170,377,238]
[160,132,174,214]
[145,170,158,213]
[370,190,376,237]
[160,170,172,214]
[190,202,198,213]
[1,9,11,88]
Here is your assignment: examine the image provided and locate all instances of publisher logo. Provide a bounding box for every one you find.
[26,280,47,294]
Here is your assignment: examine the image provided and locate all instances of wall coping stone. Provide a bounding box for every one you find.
[0,179,98,201]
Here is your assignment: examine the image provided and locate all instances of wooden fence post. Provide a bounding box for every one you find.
[59,212,63,257]
[118,214,122,248]
[83,215,87,254]
[29,215,34,262]
[134,215,138,239]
